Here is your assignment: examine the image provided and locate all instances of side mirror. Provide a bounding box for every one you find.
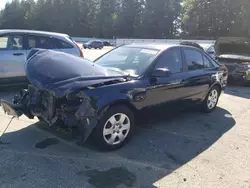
[151,68,172,77]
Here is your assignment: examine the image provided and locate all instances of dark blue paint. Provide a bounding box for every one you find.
[26,48,227,113]
[1,46,228,142]
[25,49,129,97]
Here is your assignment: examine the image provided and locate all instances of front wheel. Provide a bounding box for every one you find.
[92,105,135,151]
[202,86,220,113]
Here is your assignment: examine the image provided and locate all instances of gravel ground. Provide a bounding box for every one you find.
[0,48,250,188]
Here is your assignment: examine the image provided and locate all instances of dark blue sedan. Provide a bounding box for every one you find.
[1,44,228,151]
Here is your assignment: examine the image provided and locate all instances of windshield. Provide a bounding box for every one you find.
[95,47,159,77]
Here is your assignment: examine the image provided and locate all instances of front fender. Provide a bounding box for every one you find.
[75,92,135,142]
[95,93,134,113]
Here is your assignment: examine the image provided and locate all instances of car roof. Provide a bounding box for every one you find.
[123,43,202,51]
[0,29,69,38]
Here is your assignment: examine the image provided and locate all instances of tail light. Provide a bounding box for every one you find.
[73,41,84,57]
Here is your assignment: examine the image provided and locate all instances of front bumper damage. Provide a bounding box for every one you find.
[218,57,250,84]
[1,85,106,143]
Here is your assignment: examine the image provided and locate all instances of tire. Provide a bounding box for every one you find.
[92,105,135,151]
[202,85,220,113]
[88,46,92,49]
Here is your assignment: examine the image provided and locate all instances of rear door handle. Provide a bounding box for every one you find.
[13,53,24,56]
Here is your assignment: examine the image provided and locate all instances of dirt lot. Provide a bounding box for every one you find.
[0,48,250,188]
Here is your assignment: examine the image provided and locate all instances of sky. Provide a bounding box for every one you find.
[0,0,12,10]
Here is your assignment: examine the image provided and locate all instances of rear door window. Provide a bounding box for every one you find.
[183,49,205,70]
[27,35,56,49]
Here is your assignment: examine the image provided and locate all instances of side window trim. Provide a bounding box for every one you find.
[180,47,188,72]
[26,34,38,50]
[204,53,220,67]
[23,34,28,50]
[203,54,216,69]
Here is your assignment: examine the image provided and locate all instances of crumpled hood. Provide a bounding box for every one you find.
[215,37,250,59]
[25,49,127,97]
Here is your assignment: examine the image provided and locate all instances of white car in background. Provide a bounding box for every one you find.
[0,29,84,87]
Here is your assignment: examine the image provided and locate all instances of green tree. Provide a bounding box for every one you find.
[142,0,181,38]
[181,0,250,38]
[113,0,145,37]
[94,0,116,38]
[0,0,34,29]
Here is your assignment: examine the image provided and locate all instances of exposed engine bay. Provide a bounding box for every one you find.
[215,37,250,82]
[1,84,110,142]
[217,56,250,82]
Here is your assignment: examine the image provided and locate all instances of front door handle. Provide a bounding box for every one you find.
[13,53,24,56]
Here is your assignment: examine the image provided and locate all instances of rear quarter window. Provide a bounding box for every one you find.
[205,54,220,67]
[56,39,74,49]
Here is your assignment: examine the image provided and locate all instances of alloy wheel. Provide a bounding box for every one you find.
[207,89,218,110]
[103,113,131,145]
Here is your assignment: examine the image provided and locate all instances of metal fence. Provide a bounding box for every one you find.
[116,38,215,47]
[72,37,215,49]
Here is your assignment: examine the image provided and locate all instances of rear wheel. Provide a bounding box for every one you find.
[92,105,135,151]
[202,86,220,113]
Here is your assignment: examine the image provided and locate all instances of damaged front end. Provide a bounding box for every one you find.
[1,49,127,142]
[1,85,103,142]
[217,56,250,82]
[215,37,250,83]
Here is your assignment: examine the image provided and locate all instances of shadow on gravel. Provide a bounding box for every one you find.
[0,89,236,188]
